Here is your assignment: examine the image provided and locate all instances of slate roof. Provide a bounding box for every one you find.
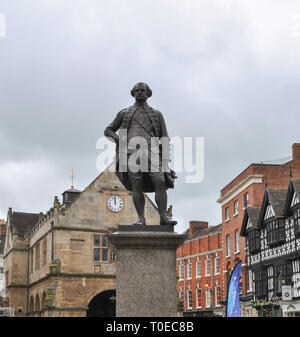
[240,206,261,236]
[12,212,39,238]
[267,189,287,217]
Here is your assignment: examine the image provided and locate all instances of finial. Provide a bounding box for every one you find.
[69,169,75,189]
[265,176,268,190]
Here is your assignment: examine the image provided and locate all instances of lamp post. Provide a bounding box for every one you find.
[183,259,186,311]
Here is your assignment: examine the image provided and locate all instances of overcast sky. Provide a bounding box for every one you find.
[1,0,300,234]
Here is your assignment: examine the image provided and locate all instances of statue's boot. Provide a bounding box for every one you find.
[160,216,177,226]
[133,217,146,226]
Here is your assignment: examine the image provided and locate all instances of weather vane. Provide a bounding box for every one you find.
[69,169,75,189]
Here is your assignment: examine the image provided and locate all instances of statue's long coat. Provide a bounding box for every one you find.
[104,103,171,192]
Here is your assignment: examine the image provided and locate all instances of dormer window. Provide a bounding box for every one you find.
[247,218,260,254]
[266,218,285,247]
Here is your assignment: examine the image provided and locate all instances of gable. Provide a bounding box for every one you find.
[291,192,300,208]
[264,204,275,220]
[246,218,252,230]
[60,161,160,230]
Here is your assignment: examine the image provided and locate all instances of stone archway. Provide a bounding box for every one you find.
[86,290,116,317]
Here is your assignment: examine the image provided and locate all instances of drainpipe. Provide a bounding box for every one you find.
[211,253,214,315]
[26,242,30,316]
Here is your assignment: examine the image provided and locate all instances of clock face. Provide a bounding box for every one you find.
[107,195,124,213]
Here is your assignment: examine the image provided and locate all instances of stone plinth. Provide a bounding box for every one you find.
[107,226,186,317]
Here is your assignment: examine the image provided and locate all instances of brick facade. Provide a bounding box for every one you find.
[218,143,300,316]
[176,221,223,316]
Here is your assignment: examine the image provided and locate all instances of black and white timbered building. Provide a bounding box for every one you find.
[241,177,300,317]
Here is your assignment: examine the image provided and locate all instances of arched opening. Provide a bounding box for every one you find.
[35,294,40,312]
[86,290,116,317]
[41,292,47,309]
[29,296,34,313]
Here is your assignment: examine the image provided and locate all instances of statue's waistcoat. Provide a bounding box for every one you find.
[120,105,161,138]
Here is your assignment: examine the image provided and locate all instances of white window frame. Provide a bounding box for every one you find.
[196,288,202,308]
[205,288,211,308]
[215,286,221,307]
[215,257,220,275]
[225,207,230,221]
[205,258,211,276]
[226,234,231,258]
[179,263,184,281]
[187,290,193,309]
[187,261,192,280]
[244,192,249,208]
[235,229,240,254]
[234,200,239,216]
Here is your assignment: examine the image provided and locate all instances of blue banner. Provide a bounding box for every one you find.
[226,261,242,317]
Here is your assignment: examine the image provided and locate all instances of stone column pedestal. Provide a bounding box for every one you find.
[107,225,186,317]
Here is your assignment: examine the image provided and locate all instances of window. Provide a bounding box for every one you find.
[267,265,274,299]
[35,243,40,271]
[196,260,201,278]
[292,260,300,298]
[5,271,9,287]
[235,230,240,253]
[93,234,108,262]
[215,257,220,275]
[179,263,184,280]
[254,268,268,299]
[42,238,47,265]
[248,228,261,254]
[187,261,192,279]
[225,207,229,221]
[215,286,221,306]
[196,288,202,308]
[266,218,286,247]
[247,270,253,292]
[205,258,211,276]
[274,263,293,295]
[244,193,249,208]
[30,248,34,273]
[179,290,184,301]
[187,290,193,309]
[226,234,231,257]
[234,201,239,215]
[293,208,300,237]
[205,288,211,308]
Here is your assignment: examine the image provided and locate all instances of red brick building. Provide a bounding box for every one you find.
[217,143,300,316]
[176,221,223,316]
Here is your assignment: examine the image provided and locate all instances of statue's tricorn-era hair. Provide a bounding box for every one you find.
[131,82,152,98]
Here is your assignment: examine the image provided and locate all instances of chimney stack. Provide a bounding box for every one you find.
[292,143,300,161]
[189,221,208,236]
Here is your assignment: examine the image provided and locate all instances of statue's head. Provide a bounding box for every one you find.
[131,82,152,103]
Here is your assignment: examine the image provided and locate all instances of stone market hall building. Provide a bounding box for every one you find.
[3,163,160,317]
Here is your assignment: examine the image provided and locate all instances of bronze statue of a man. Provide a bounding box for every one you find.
[104,82,177,226]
